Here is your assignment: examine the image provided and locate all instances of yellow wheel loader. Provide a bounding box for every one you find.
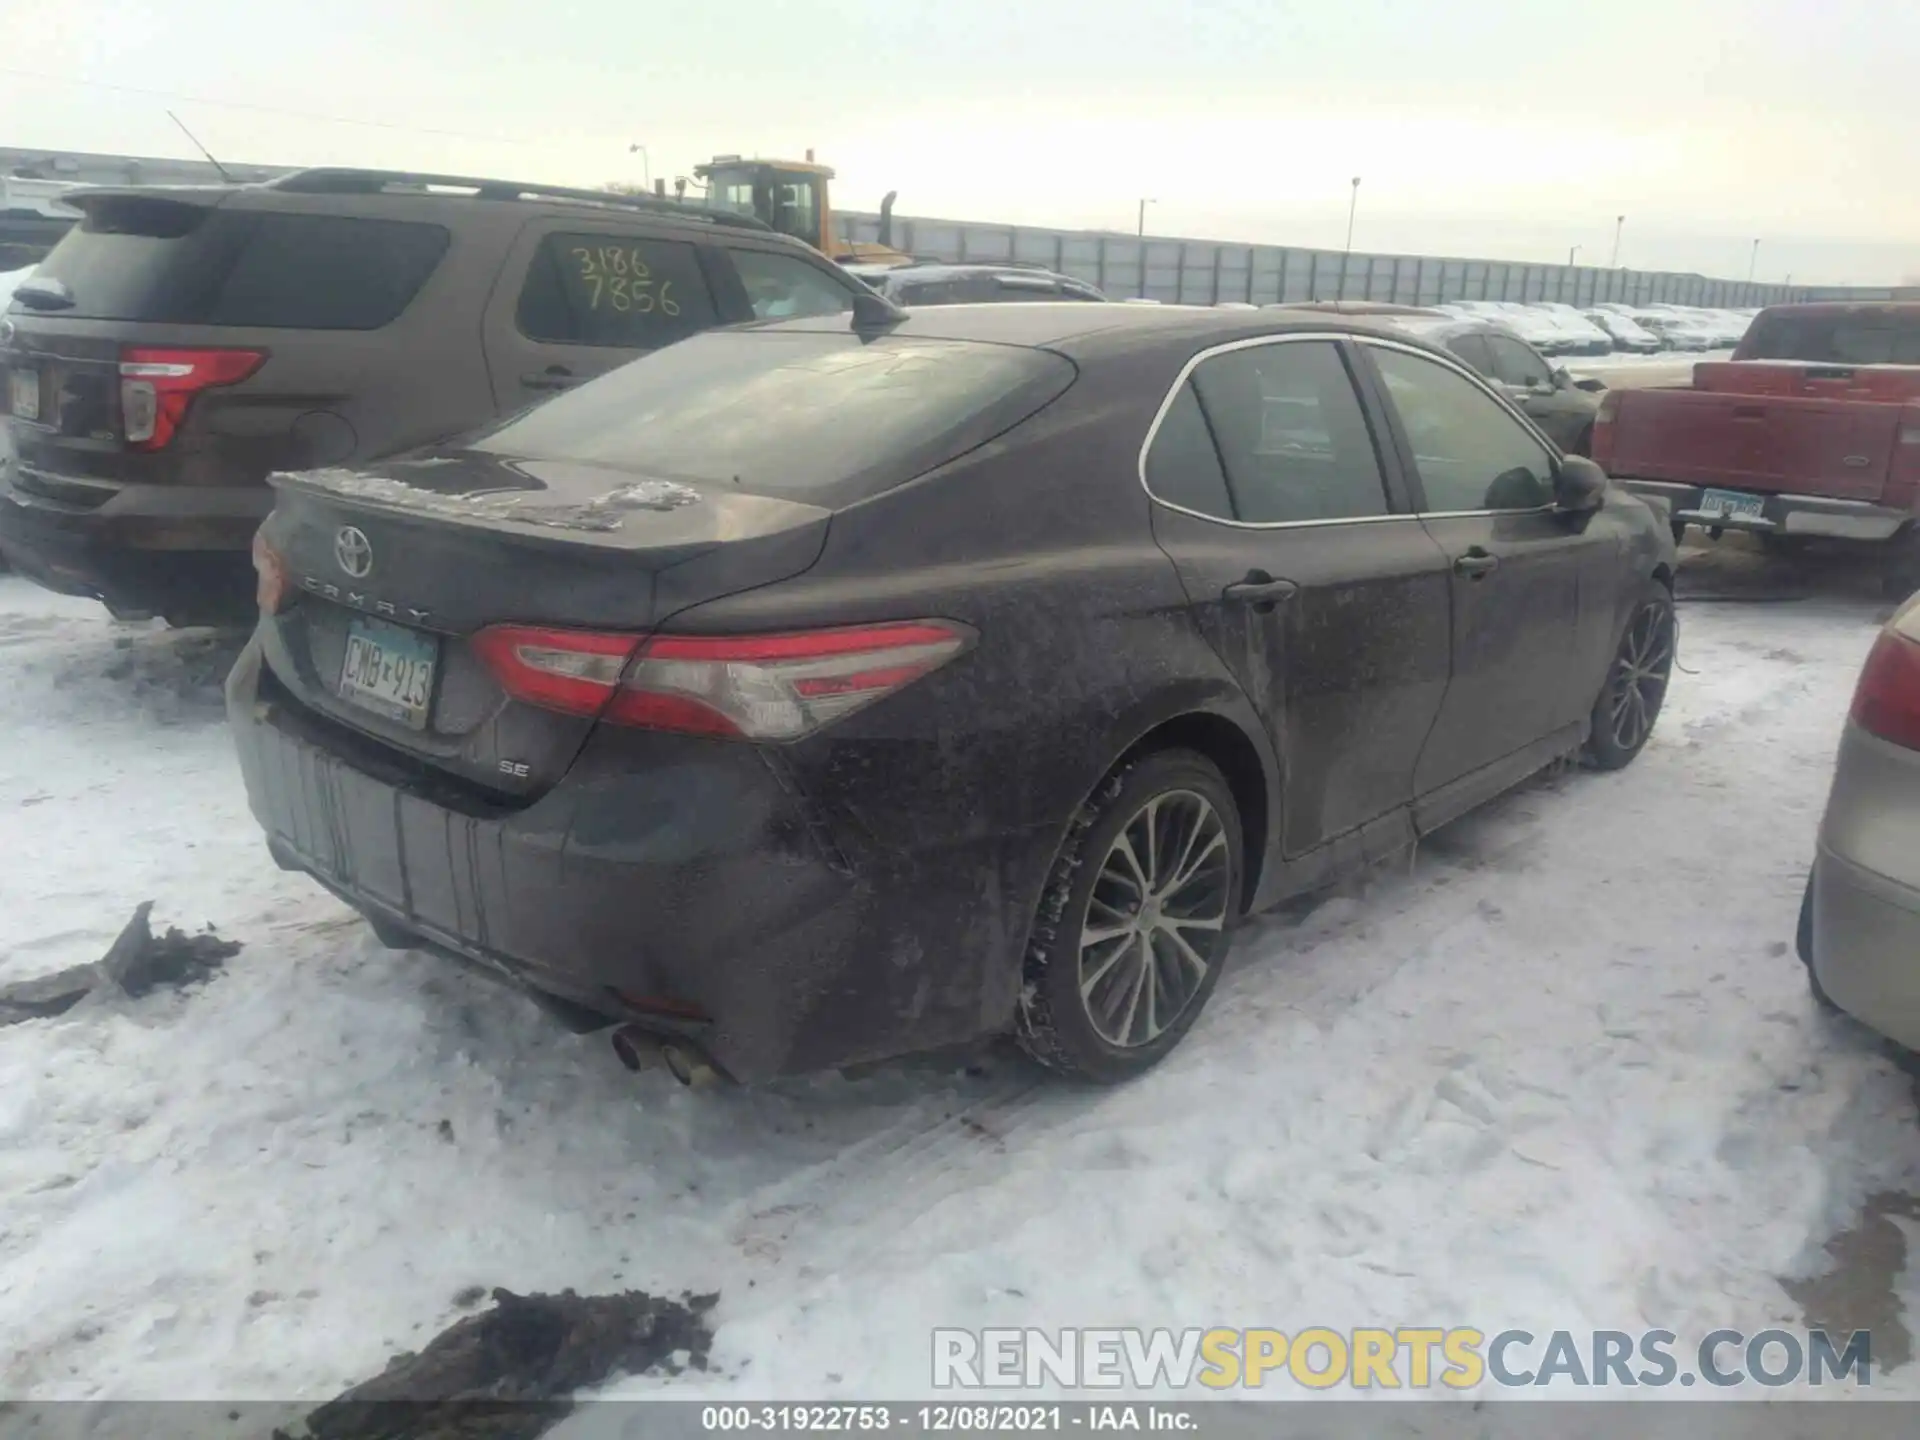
[689,152,912,269]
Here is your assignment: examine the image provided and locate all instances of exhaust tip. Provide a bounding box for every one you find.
[610,1025,723,1087]
[610,1025,656,1073]
[661,1041,719,1089]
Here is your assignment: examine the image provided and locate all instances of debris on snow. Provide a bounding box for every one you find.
[274,1287,718,1440]
[0,901,239,1024]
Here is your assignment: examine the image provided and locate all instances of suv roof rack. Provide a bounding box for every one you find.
[267,168,771,231]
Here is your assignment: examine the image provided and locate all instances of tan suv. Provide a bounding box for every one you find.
[0,168,867,625]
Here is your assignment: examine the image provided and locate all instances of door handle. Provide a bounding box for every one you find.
[1221,571,1298,610]
[1453,549,1499,579]
[521,366,577,391]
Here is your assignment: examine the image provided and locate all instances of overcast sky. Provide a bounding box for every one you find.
[3,0,1916,285]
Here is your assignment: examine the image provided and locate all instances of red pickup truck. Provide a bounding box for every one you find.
[1595,302,1920,587]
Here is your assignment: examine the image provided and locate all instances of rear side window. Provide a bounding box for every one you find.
[23,200,448,329]
[467,330,1075,504]
[1188,340,1390,524]
[205,213,449,329]
[1741,311,1920,365]
[515,232,719,348]
[1144,383,1233,518]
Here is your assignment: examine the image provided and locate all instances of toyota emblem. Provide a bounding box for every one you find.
[334,526,374,579]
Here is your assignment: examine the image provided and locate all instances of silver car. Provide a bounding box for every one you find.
[1800,596,1920,1042]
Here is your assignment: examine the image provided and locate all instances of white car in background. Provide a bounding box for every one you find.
[1585,308,1662,353]
[1440,300,1571,353]
[1530,302,1614,355]
[1633,308,1718,351]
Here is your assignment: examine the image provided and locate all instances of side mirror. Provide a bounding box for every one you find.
[1551,366,1573,389]
[1554,455,1608,513]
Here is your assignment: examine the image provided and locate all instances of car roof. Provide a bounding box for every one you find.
[1753,301,1920,320]
[65,166,777,239]
[752,301,1455,359]
[883,263,1091,285]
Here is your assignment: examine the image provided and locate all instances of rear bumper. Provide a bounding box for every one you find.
[226,641,1038,1081]
[1616,478,1909,541]
[0,467,266,621]
[1810,843,1920,1052]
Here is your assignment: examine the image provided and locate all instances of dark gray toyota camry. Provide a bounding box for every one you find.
[230,301,1677,1084]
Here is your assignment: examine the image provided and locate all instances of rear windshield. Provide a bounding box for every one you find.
[467,329,1076,502]
[1740,311,1920,365]
[22,197,448,329]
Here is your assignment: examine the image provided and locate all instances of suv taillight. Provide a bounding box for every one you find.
[472,620,974,740]
[1850,627,1920,751]
[118,346,265,451]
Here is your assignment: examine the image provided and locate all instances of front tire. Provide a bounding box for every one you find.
[1585,579,1676,770]
[1017,749,1243,1082]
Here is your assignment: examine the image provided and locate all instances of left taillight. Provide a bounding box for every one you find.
[472,620,974,740]
[252,530,287,614]
[1851,626,1920,752]
[119,346,265,451]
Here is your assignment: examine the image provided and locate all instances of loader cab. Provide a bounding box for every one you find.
[696,156,831,254]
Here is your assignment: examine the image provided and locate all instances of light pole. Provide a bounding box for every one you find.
[628,143,651,189]
[1610,214,1626,268]
[1748,238,1760,282]
[1568,244,1581,267]
[1137,197,1156,237]
[1345,176,1362,254]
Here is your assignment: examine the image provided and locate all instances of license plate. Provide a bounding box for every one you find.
[9,367,37,422]
[1698,487,1765,521]
[339,618,437,729]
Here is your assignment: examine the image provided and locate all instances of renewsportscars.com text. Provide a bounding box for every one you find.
[932,1326,1872,1390]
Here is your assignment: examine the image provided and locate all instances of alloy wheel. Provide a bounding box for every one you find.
[1607,600,1675,752]
[1076,790,1232,1048]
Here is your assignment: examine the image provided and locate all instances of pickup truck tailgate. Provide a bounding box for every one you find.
[1604,387,1906,502]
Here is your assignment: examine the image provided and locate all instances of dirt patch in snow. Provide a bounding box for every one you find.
[277,1287,717,1440]
[0,901,239,1025]
[1781,1190,1918,1374]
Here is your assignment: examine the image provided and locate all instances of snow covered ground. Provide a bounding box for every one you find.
[3,543,1920,1409]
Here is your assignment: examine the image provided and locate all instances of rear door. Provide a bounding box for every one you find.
[481,221,728,410]
[1355,339,1613,813]
[1144,334,1453,858]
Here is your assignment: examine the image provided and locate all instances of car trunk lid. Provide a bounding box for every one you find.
[255,453,832,800]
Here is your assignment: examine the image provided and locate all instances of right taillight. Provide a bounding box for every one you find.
[1589,390,1621,468]
[1850,627,1920,750]
[472,619,974,740]
[119,346,265,451]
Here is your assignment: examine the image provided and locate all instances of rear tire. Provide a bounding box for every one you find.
[1584,579,1676,770]
[1016,749,1243,1082]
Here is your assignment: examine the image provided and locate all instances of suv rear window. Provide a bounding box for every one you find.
[25,198,448,329]
[1741,311,1920,365]
[466,329,1076,503]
